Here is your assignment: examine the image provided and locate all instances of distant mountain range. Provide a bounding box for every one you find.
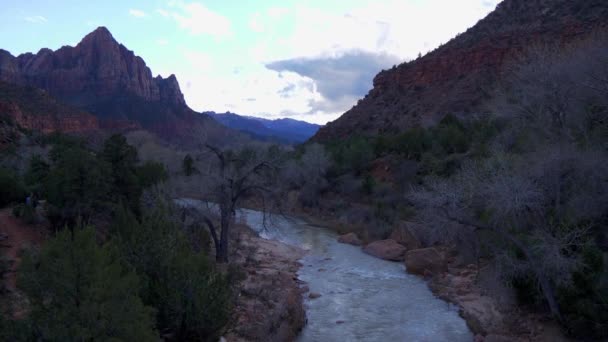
[206,111,320,144]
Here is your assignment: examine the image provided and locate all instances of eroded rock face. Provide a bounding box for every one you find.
[0,83,99,134]
[0,27,185,106]
[313,0,608,142]
[404,247,447,275]
[363,239,407,261]
[337,232,362,246]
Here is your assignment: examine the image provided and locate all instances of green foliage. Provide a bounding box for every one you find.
[557,246,608,339]
[112,204,232,340]
[0,167,26,207]
[137,160,168,188]
[183,154,196,176]
[327,136,374,175]
[24,154,50,195]
[45,145,111,224]
[17,226,158,341]
[101,134,142,215]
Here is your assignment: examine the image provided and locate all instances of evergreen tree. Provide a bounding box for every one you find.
[101,134,142,214]
[18,227,158,341]
[112,204,231,340]
[45,145,111,224]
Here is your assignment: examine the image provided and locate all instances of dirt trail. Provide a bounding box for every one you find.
[0,208,46,291]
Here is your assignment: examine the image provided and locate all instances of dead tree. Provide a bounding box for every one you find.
[181,144,281,263]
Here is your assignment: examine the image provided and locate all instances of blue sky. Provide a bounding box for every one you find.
[1,0,501,124]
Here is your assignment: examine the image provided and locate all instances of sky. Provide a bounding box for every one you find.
[0,0,502,124]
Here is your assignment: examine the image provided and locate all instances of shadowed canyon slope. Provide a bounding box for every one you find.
[0,27,247,146]
[313,0,608,141]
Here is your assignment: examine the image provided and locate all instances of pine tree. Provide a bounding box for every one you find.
[18,227,158,340]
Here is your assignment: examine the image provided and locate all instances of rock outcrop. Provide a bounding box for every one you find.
[0,81,99,134]
[363,239,407,261]
[404,247,447,275]
[313,0,608,141]
[337,232,362,246]
[389,223,421,250]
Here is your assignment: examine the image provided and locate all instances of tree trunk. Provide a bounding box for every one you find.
[217,211,230,263]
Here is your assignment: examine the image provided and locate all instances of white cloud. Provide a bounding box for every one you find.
[24,15,47,24]
[129,9,147,18]
[157,9,170,17]
[156,39,169,46]
[248,12,264,33]
[170,0,502,124]
[267,7,288,18]
[168,2,231,38]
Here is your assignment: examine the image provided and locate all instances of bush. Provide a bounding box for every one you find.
[0,168,26,207]
[137,160,168,188]
[17,226,158,341]
[24,154,50,195]
[112,204,232,340]
[557,246,608,339]
[45,145,111,225]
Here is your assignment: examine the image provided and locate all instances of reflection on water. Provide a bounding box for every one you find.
[238,208,473,342]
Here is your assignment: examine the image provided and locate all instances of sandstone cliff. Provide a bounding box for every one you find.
[0,81,98,134]
[313,0,608,141]
[0,27,247,146]
[0,27,184,107]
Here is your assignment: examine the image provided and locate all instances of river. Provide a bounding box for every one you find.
[238,208,473,342]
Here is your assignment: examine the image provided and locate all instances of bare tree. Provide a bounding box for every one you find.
[179,144,281,263]
[409,146,607,320]
[492,35,608,147]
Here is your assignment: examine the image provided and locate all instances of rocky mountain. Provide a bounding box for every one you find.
[313,0,608,142]
[0,81,99,134]
[0,27,246,146]
[207,112,320,144]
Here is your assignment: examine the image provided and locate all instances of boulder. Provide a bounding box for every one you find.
[337,232,362,246]
[389,222,421,250]
[308,292,321,299]
[363,239,407,261]
[404,247,447,275]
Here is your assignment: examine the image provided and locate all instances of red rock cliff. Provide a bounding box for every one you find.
[0,27,185,106]
[313,0,608,142]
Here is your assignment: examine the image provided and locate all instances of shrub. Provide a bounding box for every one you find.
[137,160,168,188]
[17,226,158,340]
[112,204,232,340]
[0,168,26,207]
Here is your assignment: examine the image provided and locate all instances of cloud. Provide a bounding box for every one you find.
[266,50,401,113]
[167,2,231,38]
[157,9,170,17]
[168,0,502,124]
[156,39,169,46]
[129,9,146,18]
[249,12,264,33]
[24,16,47,24]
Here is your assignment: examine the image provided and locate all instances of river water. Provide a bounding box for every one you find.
[238,208,473,342]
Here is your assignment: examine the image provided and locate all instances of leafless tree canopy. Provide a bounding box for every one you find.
[410,35,608,320]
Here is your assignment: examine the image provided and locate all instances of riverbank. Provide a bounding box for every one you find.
[224,223,307,342]
[287,208,568,341]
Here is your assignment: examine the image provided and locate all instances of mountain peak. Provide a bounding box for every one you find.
[79,26,116,46]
